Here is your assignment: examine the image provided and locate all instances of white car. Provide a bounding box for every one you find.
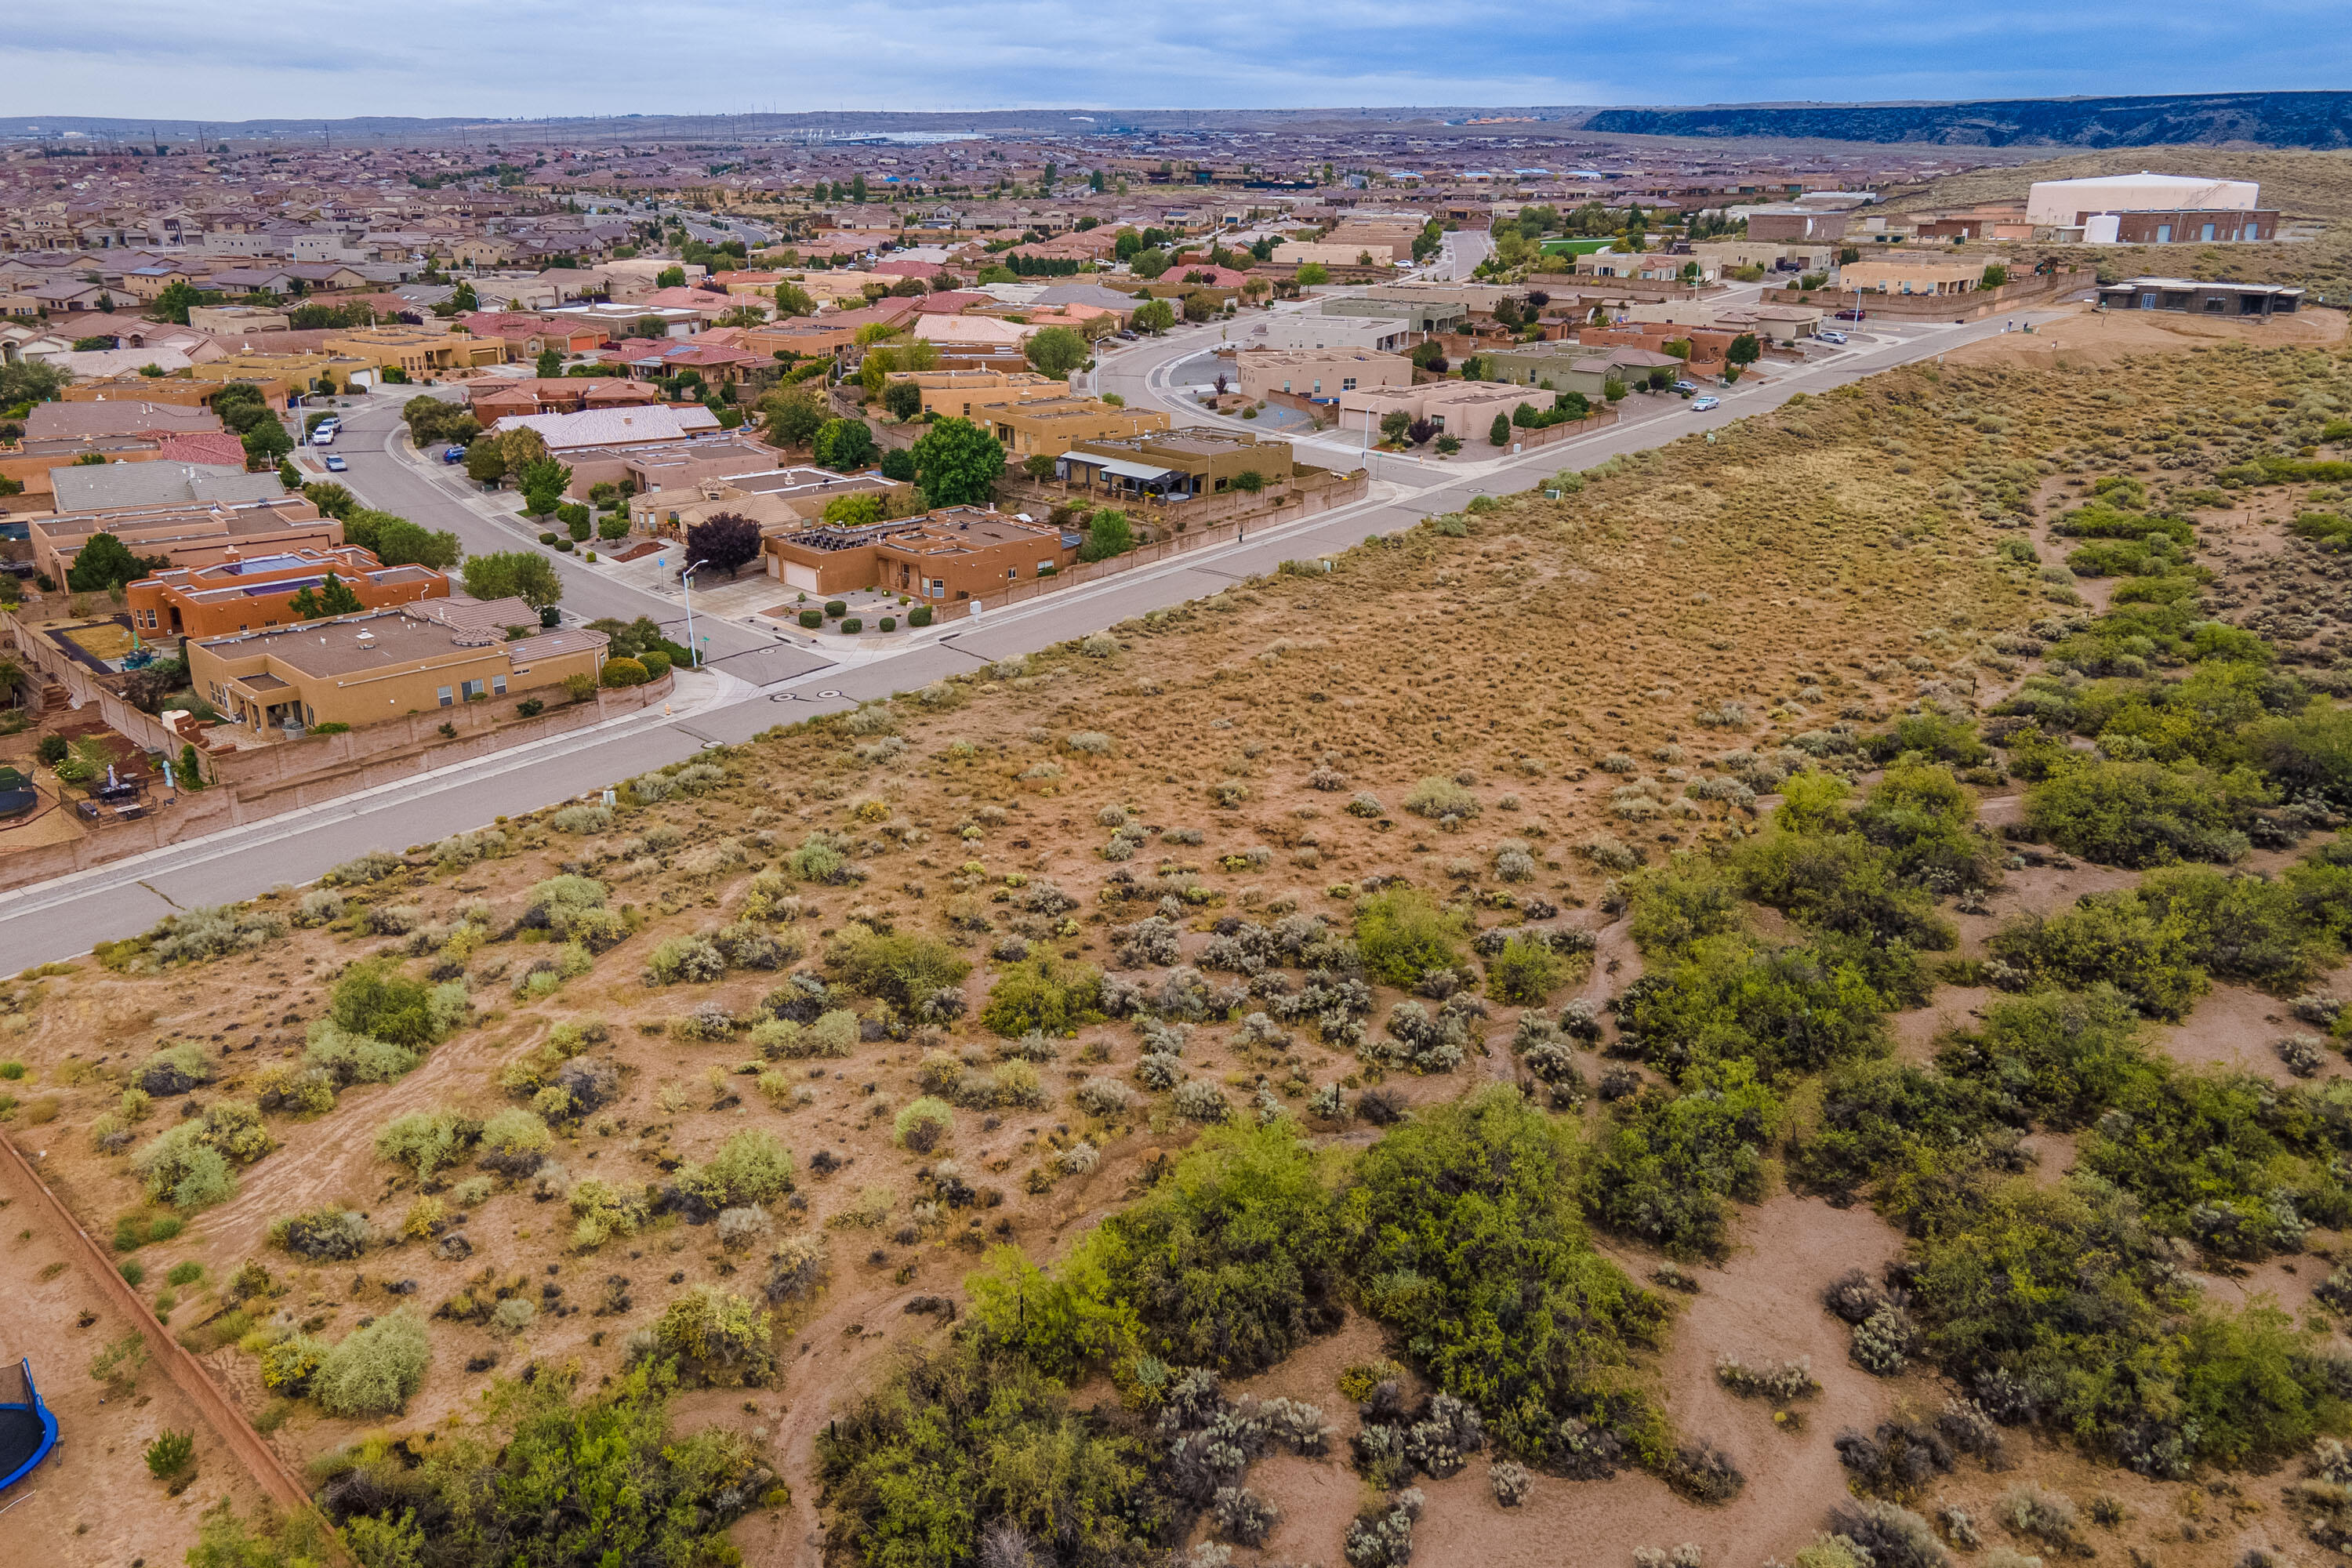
[1815,329,1849,346]
[1690,396,1721,412]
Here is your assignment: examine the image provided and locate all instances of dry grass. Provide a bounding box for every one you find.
[1,338,2347,1563]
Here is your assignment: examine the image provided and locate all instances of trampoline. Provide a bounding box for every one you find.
[0,1358,58,1491]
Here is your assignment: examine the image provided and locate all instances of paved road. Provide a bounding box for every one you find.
[0,303,2081,968]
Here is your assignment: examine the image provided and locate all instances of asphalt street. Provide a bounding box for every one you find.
[0,296,2083,968]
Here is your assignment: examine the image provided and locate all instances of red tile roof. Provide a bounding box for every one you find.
[154,432,250,468]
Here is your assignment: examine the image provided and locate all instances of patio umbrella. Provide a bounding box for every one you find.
[107,764,119,791]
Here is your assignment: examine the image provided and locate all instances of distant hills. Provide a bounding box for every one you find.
[1584,92,2352,149]
[9,93,2352,151]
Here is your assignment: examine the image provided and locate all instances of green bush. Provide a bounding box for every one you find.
[1934,986,2154,1128]
[1353,887,1467,988]
[1624,860,1742,956]
[311,1310,430,1416]
[798,609,822,629]
[978,955,1105,1036]
[909,604,933,627]
[672,1130,794,1214]
[1486,935,1568,1004]
[2249,705,2352,806]
[1588,1061,1782,1259]
[1061,1120,1344,1376]
[816,1338,1163,1567]
[826,923,972,1018]
[1985,895,2207,1021]
[310,1363,770,1566]
[2024,757,2269,869]
[1403,775,1479,819]
[328,960,463,1049]
[893,1096,955,1152]
[1791,1055,2013,1209]
[2135,863,2343,993]
[648,1286,774,1387]
[375,1109,484,1181]
[1733,829,1955,951]
[1344,1086,1668,1462]
[1614,937,1889,1080]
[840,618,862,634]
[601,656,650,688]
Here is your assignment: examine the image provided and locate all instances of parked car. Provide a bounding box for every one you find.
[1815,329,1849,345]
[442,444,468,464]
[1834,308,1867,321]
[322,454,348,472]
[1671,379,1700,394]
[309,426,336,446]
[1690,395,1721,412]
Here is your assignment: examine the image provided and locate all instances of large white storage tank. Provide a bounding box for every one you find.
[2026,172,2261,227]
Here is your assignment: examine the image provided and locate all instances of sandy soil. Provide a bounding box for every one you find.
[1947,299,2347,370]
[2154,982,2318,1086]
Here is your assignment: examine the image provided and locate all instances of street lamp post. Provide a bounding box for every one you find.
[680,558,711,668]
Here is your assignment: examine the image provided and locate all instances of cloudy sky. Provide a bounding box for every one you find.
[9,0,2351,121]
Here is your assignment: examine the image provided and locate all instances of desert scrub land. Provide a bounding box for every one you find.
[1,343,2350,1568]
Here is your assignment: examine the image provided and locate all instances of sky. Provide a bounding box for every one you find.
[9,0,2352,122]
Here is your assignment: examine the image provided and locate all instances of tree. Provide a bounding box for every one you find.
[882,379,923,421]
[535,348,563,378]
[1130,248,1171,280]
[287,572,364,620]
[811,418,877,471]
[1980,263,2009,289]
[1295,262,1330,286]
[686,511,763,579]
[499,426,551,474]
[1726,332,1761,368]
[772,281,815,318]
[1131,298,1175,336]
[760,384,827,449]
[66,533,166,593]
[0,361,71,408]
[366,517,461,571]
[1489,412,1512,447]
[1078,509,1133,562]
[241,420,292,470]
[149,279,200,325]
[1406,417,1436,445]
[655,266,685,289]
[1603,376,1628,404]
[461,551,564,608]
[1022,453,1057,481]
[880,447,916,483]
[909,417,1004,507]
[464,441,510,485]
[822,493,883,528]
[1379,410,1411,445]
[1024,325,1088,378]
[1181,290,1219,323]
[517,456,573,517]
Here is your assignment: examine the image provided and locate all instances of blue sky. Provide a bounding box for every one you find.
[9,0,2352,121]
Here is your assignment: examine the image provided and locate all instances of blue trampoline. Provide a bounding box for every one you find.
[0,1358,57,1491]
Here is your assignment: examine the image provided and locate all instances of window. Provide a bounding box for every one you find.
[1007,566,1018,579]
[1312,379,1322,395]
[1342,377,1356,391]
[1282,380,1291,394]
[462,679,485,700]
[2201,223,2217,242]
[492,675,507,695]
[2155,224,2172,244]
[437,685,453,706]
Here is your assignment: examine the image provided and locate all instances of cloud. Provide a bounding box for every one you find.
[3,0,2348,120]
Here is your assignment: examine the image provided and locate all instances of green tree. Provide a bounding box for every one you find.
[1379,409,1411,445]
[1603,376,1628,404]
[1726,332,1760,368]
[1024,325,1088,378]
[1129,248,1171,280]
[286,572,363,620]
[1489,412,1512,447]
[1078,509,1133,562]
[535,347,563,378]
[461,551,564,609]
[1295,262,1330,286]
[655,265,685,289]
[881,379,923,421]
[463,441,509,485]
[0,361,71,408]
[241,420,293,469]
[517,456,572,517]
[1130,297,1175,335]
[1980,263,2009,289]
[365,517,461,571]
[772,281,815,318]
[149,279,200,325]
[909,417,1004,506]
[760,384,828,448]
[811,418,877,471]
[66,533,167,593]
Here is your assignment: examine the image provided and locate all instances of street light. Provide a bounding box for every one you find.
[679,558,710,668]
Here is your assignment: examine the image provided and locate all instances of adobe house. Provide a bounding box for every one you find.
[127,545,448,638]
[767,506,1075,602]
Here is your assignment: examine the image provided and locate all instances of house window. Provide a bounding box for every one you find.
[1311,380,1322,395]
[1007,566,1018,579]
[463,679,485,700]
[492,675,507,695]
[2201,223,2217,241]
[1282,381,1290,394]
[2155,224,2172,243]
[437,685,454,706]
[1342,377,1356,391]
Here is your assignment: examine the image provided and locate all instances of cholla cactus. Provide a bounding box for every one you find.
[1490,1459,1532,1507]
